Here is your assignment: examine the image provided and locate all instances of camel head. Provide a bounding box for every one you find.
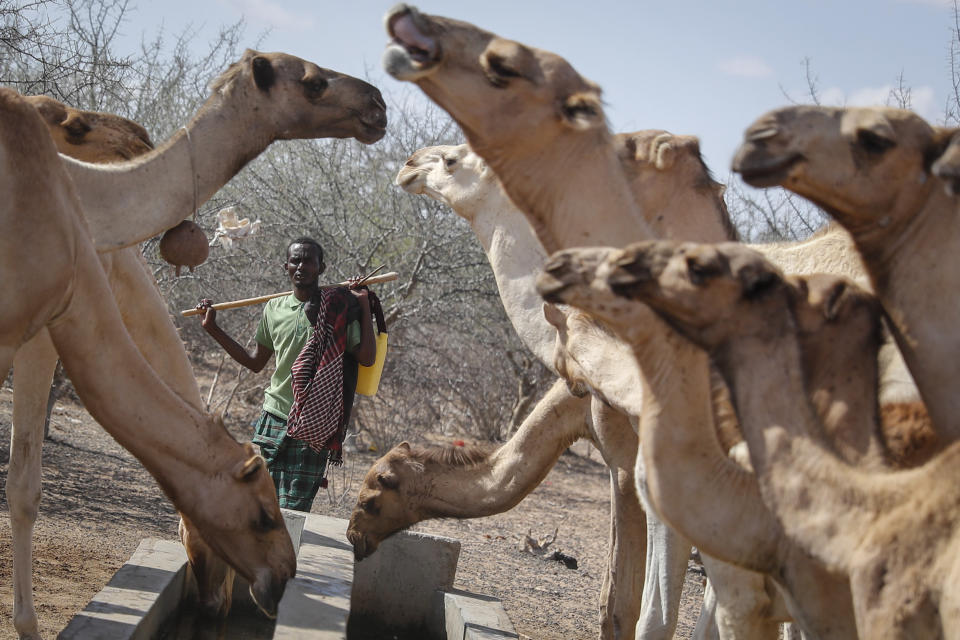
[732,105,956,236]
[25,94,153,161]
[536,249,650,416]
[346,442,426,561]
[209,49,388,144]
[383,5,606,158]
[177,440,296,619]
[346,441,492,561]
[594,240,791,352]
[615,130,735,241]
[394,143,497,217]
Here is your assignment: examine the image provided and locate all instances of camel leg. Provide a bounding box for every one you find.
[635,509,689,640]
[8,332,59,640]
[589,401,645,639]
[598,464,646,639]
[699,554,781,640]
[692,578,720,640]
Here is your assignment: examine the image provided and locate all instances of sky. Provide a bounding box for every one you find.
[113,0,957,181]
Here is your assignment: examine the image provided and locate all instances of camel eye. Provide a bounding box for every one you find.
[303,77,328,98]
[444,156,457,168]
[255,506,279,533]
[687,258,721,285]
[856,129,895,155]
[483,54,521,88]
[360,499,380,516]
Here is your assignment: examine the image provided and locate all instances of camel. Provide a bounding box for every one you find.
[61,49,387,251]
[576,239,960,638]
[386,139,748,639]
[0,87,297,634]
[732,105,960,441]
[7,53,387,638]
[379,9,910,636]
[7,97,245,640]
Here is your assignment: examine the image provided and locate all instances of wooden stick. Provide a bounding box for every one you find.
[181,271,398,317]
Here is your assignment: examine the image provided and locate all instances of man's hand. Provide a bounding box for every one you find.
[196,298,217,330]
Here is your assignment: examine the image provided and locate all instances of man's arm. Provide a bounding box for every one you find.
[197,300,274,372]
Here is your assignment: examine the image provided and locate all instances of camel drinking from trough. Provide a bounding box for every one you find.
[6,50,388,639]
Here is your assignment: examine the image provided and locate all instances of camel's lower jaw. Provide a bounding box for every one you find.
[382,45,437,82]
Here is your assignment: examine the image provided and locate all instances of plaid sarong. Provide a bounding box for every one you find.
[286,287,349,460]
[252,411,329,511]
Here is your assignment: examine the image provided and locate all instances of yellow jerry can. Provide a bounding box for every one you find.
[356,331,388,396]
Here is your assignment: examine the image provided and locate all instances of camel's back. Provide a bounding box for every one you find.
[755,225,869,288]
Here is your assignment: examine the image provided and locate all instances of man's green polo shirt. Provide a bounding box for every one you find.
[255,294,360,420]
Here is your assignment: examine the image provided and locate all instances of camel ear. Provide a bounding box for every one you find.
[737,262,781,300]
[480,39,541,88]
[821,280,849,322]
[377,471,399,490]
[560,92,604,131]
[61,112,91,140]
[931,129,960,196]
[251,55,276,92]
[234,454,266,481]
[542,302,566,328]
[396,441,411,452]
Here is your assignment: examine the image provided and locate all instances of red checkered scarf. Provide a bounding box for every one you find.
[286,287,349,459]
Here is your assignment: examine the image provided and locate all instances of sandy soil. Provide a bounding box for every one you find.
[0,382,705,639]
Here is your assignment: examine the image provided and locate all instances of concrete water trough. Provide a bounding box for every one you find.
[58,512,518,639]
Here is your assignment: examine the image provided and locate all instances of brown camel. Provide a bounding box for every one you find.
[733,105,959,442]
[585,239,960,639]
[0,88,296,631]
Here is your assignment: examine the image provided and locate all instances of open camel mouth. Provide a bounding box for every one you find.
[732,148,803,189]
[384,5,441,78]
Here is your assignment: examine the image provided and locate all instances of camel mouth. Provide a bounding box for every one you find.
[358,119,388,144]
[394,168,422,191]
[733,147,803,188]
[383,6,441,78]
[535,273,571,304]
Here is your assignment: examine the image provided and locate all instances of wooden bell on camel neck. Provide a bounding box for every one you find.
[159,219,209,276]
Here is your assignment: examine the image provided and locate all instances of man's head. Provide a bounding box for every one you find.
[285,236,325,290]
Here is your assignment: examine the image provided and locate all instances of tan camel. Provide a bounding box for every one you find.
[0,88,296,634]
[62,49,387,251]
[389,139,743,639]
[383,5,655,255]
[381,9,876,637]
[537,246,880,638]
[7,97,240,640]
[9,54,387,638]
[586,239,960,639]
[733,105,960,441]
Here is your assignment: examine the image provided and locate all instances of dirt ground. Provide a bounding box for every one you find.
[0,380,705,639]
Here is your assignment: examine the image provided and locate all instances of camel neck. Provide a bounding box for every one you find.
[852,192,960,443]
[477,133,656,254]
[63,87,274,251]
[714,329,893,571]
[624,315,783,572]
[417,380,588,520]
